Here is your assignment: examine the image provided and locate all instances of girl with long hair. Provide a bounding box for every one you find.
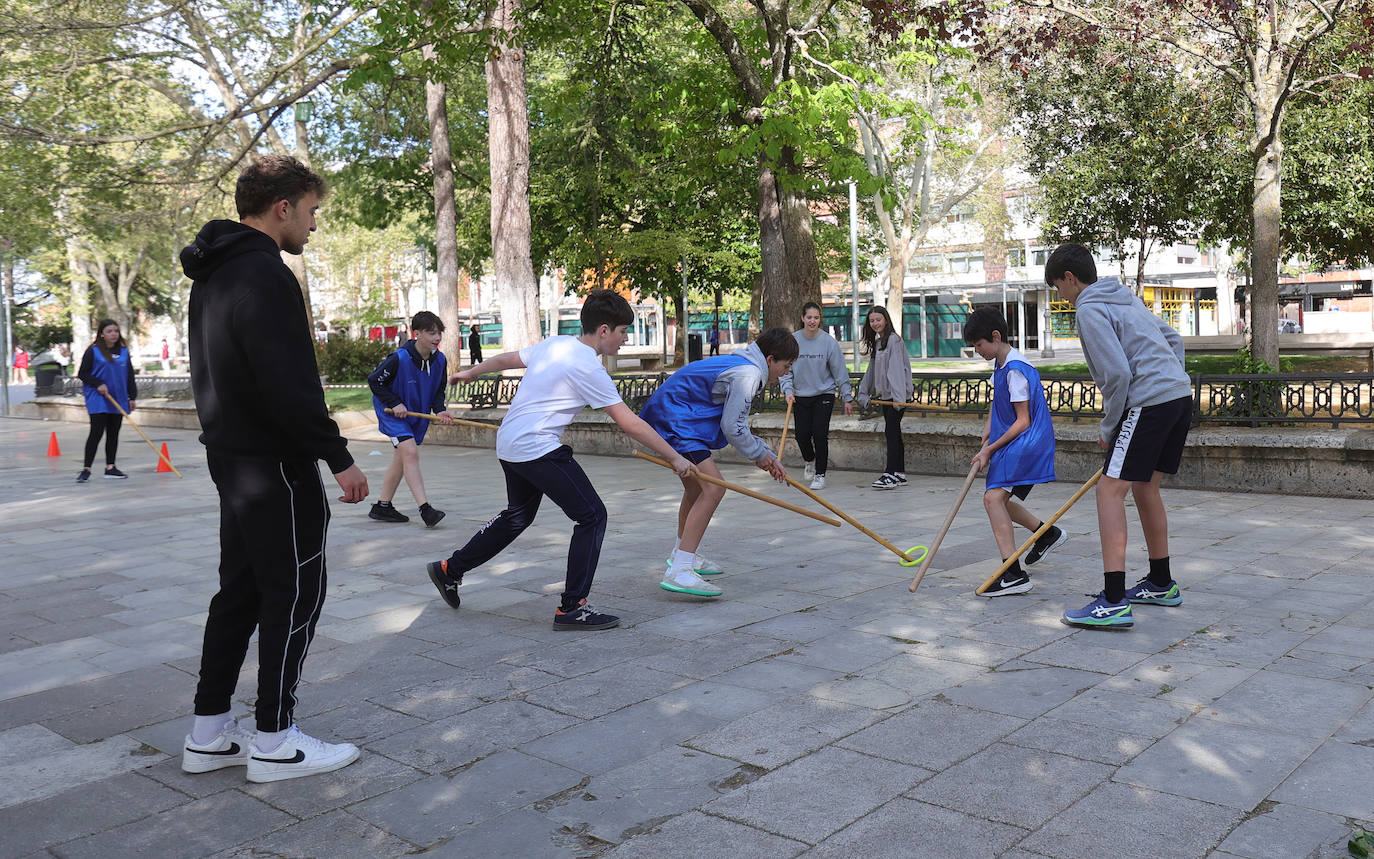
[856,306,913,489]
[76,319,138,482]
[780,302,854,490]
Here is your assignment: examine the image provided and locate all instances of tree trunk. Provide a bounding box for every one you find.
[486,0,540,350]
[885,247,908,330]
[1249,127,1281,367]
[777,149,820,330]
[674,290,686,365]
[423,44,461,350]
[758,160,790,331]
[748,274,762,341]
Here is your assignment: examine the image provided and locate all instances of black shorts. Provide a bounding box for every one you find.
[683,450,712,465]
[1104,396,1192,481]
[389,435,416,448]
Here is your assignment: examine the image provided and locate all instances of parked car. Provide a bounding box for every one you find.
[1277,318,1302,334]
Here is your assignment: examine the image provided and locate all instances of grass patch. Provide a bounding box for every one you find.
[324,387,374,413]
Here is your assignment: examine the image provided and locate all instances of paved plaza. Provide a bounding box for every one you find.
[2,414,1373,858]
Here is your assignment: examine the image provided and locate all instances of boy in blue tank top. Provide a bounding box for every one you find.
[368,311,453,527]
[640,328,798,598]
[965,308,1066,596]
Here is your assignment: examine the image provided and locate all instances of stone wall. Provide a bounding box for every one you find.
[20,397,1374,498]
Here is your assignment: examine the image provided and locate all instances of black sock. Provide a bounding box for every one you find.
[1003,558,1024,580]
[1148,557,1172,587]
[1104,571,1126,604]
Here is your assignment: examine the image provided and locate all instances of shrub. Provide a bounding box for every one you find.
[314,337,392,384]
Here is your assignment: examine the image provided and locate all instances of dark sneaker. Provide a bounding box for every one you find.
[1025,526,1068,566]
[1125,578,1183,606]
[182,719,252,773]
[419,504,445,528]
[1062,593,1133,629]
[76,469,91,483]
[426,560,462,608]
[246,725,360,784]
[369,502,409,523]
[981,571,1033,597]
[872,473,899,490]
[102,466,127,479]
[553,599,619,631]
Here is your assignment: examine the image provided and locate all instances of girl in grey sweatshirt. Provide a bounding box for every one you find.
[780,302,855,489]
[856,306,914,489]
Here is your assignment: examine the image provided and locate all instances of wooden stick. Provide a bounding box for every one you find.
[975,468,1103,595]
[778,399,793,457]
[385,408,497,431]
[871,399,952,412]
[785,474,915,563]
[101,392,182,478]
[907,462,980,592]
[633,450,841,527]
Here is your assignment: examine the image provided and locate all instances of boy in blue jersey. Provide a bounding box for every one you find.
[640,328,798,598]
[368,311,453,528]
[965,308,1066,596]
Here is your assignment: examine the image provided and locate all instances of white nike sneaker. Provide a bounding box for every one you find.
[246,725,360,783]
[182,718,253,773]
[809,474,826,490]
[659,567,723,597]
[803,461,816,480]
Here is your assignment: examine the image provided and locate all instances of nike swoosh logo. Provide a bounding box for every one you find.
[251,749,306,764]
[190,742,243,756]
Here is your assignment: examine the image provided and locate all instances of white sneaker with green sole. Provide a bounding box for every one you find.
[659,567,723,597]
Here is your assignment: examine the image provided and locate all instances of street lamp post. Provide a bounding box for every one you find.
[848,180,862,372]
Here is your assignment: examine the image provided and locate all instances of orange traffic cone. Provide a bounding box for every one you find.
[46,432,61,457]
[155,443,174,473]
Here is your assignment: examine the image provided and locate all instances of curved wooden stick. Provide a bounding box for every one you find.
[907,462,979,592]
[975,468,1103,595]
[778,399,793,457]
[101,392,182,478]
[633,450,841,527]
[871,399,951,412]
[785,474,915,563]
[385,408,497,430]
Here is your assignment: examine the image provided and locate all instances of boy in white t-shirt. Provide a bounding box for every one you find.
[426,290,692,630]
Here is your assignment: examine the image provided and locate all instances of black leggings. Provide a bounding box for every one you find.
[882,404,905,474]
[83,412,123,468]
[792,394,836,474]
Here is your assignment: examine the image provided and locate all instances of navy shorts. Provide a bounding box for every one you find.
[1104,396,1192,481]
[683,450,712,465]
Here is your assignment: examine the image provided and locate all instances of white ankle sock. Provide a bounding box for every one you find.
[668,548,696,576]
[672,537,681,554]
[191,712,233,744]
[254,728,290,753]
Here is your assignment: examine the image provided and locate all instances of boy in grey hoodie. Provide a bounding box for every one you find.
[1045,244,1193,630]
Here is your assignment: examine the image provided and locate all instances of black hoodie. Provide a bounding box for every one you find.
[181,219,353,473]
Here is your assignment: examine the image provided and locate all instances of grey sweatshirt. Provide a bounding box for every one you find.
[856,334,914,405]
[712,342,773,462]
[1074,276,1193,443]
[780,330,854,400]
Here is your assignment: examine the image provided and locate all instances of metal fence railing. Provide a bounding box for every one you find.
[42,370,1374,428]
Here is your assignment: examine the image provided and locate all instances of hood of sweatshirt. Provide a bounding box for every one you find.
[180,220,280,282]
[1074,276,1136,309]
[741,342,768,379]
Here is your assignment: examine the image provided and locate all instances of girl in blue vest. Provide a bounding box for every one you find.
[640,327,797,598]
[964,307,1066,596]
[367,311,453,527]
[77,319,138,482]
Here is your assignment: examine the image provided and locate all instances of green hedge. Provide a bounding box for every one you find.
[314,337,393,384]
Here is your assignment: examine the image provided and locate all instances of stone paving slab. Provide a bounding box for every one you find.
[3,415,1374,857]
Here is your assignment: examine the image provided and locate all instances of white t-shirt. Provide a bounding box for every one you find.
[999,347,1030,402]
[496,336,623,462]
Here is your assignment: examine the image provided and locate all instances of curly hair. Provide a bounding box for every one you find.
[235,155,327,218]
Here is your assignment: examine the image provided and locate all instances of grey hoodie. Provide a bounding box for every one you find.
[1074,276,1193,443]
[713,342,773,462]
[856,333,914,406]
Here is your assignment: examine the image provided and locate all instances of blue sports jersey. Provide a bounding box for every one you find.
[987,358,1056,489]
[83,348,131,414]
[373,346,447,443]
[640,354,752,454]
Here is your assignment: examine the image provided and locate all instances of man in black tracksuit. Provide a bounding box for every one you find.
[179,155,370,785]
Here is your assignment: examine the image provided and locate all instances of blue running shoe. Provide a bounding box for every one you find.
[1062,593,1133,629]
[1125,578,1182,606]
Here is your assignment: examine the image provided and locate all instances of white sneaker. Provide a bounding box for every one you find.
[246,725,360,783]
[658,567,723,597]
[803,461,816,480]
[692,554,725,576]
[182,718,253,773]
[809,474,826,490]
